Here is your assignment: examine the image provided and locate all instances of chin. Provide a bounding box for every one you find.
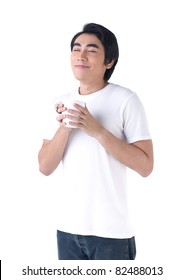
[73,73,87,82]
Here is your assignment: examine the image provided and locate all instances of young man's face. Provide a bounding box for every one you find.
[70,33,108,84]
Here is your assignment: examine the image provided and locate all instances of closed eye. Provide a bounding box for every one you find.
[73,48,80,52]
[88,49,97,53]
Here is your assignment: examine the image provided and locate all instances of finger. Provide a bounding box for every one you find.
[56,104,67,114]
[68,121,81,128]
[65,113,81,123]
[73,103,87,113]
[67,108,81,117]
[56,113,66,122]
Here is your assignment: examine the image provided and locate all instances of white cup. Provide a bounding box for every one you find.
[55,99,85,128]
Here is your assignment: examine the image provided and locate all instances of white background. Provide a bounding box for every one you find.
[0,0,183,277]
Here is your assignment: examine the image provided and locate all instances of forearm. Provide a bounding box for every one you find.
[38,126,71,176]
[96,128,153,177]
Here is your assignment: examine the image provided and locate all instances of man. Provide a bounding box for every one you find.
[38,23,153,260]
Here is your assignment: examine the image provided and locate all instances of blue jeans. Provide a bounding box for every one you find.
[57,230,136,260]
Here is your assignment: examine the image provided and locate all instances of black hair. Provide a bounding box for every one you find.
[70,23,119,81]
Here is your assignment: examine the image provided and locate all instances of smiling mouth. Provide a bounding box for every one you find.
[75,65,90,68]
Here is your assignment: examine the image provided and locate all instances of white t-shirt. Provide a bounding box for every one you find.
[52,83,151,238]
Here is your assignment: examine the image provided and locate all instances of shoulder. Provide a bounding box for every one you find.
[107,83,137,104]
[109,83,135,96]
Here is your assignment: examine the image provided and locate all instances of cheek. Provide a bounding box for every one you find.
[70,57,75,69]
[94,62,107,73]
[70,53,76,63]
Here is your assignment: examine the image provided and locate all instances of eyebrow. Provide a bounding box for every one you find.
[73,42,99,49]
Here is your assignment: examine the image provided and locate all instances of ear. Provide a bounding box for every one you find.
[106,59,115,69]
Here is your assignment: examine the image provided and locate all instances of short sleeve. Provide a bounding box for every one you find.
[123,94,151,143]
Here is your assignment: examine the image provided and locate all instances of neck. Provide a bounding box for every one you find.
[79,81,109,95]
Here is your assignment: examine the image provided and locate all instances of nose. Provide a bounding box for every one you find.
[77,50,87,61]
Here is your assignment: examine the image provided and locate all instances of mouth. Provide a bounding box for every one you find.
[74,64,90,69]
